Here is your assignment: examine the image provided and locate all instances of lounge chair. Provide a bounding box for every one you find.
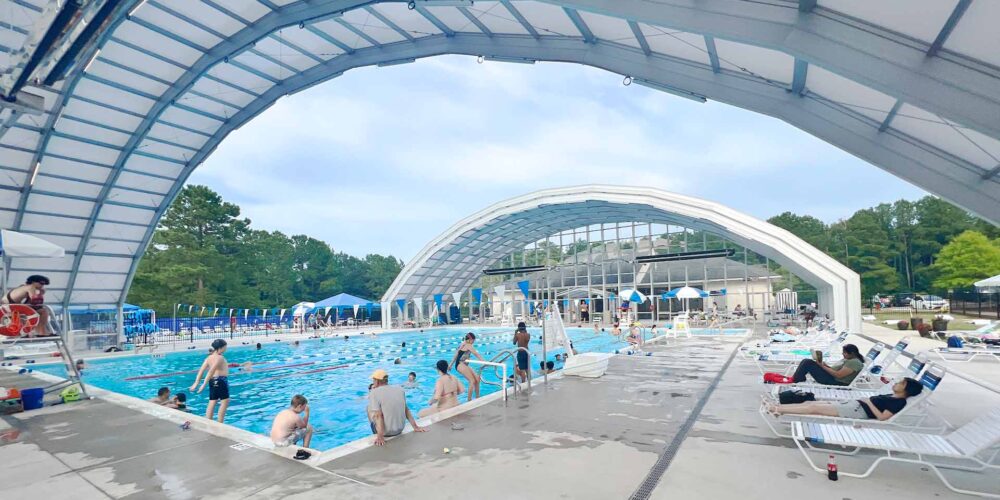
[761,363,948,437]
[930,343,1000,364]
[766,340,912,401]
[751,333,861,375]
[790,407,1000,498]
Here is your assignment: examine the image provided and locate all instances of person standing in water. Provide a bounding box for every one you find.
[419,360,465,417]
[191,339,230,423]
[450,332,484,401]
[513,322,531,383]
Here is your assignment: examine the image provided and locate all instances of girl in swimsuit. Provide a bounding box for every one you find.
[450,332,483,401]
[419,360,466,417]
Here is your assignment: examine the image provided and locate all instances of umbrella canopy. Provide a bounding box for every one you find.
[664,286,709,299]
[618,289,648,303]
[291,302,315,316]
[314,293,374,308]
[0,229,64,258]
[974,274,1000,291]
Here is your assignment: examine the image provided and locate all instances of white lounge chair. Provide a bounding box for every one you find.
[762,363,948,437]
[930,343,1000,364]
[791,407,1000,498]
[752,334,865,376]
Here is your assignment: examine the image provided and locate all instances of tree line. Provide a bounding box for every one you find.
[128,185,403,315]
[767,197,1000,299]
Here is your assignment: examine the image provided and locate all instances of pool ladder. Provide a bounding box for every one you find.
[477,347,531,401]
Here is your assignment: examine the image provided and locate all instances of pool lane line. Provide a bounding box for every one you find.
[232,364,350,385]
[122,360,317,381]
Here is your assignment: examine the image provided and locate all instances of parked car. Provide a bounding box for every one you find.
[914,295,949,310]
[891,293,916,307]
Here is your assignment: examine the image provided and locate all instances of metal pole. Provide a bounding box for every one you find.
[542,273,548,385]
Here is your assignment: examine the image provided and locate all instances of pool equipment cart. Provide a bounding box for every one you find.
[0,230,90,404]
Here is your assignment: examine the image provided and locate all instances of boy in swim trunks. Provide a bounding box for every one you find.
[192,339,230,423]
[271,394,313,448]
[513,324,531,383]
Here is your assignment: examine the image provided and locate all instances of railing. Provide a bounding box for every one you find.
[477,348,532,399]
[467,358,509,403]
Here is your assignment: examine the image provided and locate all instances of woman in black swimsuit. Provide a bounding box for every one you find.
[450,332,484,401]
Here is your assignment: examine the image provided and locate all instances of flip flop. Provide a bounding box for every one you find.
[293,449,311,460]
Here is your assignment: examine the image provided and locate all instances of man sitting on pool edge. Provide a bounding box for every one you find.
[368,369,426,446]
[271,394,313,449]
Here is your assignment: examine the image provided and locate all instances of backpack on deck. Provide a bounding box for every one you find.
[947,335,963,348]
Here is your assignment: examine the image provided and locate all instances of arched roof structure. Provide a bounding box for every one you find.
[0,0,997,310]
[382,185,862,331]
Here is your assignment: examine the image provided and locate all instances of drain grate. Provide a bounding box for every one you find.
[627,346,740,500]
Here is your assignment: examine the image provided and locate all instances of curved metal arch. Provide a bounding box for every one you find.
[382,185,862,331]
[551,0,1000,140]
[110,32,1000,314]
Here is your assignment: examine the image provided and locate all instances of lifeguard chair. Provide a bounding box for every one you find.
[0,229,89,404]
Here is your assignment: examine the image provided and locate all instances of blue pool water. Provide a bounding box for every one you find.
[37,327,629,450]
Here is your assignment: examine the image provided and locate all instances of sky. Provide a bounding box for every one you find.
[189,55,927,262]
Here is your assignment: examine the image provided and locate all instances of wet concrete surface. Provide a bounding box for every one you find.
[0,372,366,499]
[320,342,737,500]
[3,325,998,499]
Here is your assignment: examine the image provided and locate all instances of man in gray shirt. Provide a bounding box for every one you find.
[368,369,426,446]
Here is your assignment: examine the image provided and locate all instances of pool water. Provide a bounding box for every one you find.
[37,327,628,450]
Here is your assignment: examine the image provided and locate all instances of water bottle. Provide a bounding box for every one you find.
[827,454,838,481]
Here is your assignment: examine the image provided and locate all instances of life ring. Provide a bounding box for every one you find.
[0,304,40,337]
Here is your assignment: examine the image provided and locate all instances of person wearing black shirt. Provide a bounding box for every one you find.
[766,378,923,420]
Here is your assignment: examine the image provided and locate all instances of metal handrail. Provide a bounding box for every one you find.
[477,347,532,399]
[467,359,508,403]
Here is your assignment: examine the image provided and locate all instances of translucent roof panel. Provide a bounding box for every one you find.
[0,0,997,309]
[819,0,959,44]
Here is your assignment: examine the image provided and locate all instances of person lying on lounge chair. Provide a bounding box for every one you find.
[766,378,923,421]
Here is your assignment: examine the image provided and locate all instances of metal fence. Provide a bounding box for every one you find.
[946,289,1000,319]
[66,313,380,355]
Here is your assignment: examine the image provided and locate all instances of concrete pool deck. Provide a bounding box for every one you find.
[1,324,998,499]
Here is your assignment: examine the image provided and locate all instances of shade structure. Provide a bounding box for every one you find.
[3,0,996,312]
[291,301,316,316]
[385,186,861,331]
[314,293,374,309]
[664,286,709,299]
[0,229,64,258]
[618,289,648,303]
[974,274,1000,291]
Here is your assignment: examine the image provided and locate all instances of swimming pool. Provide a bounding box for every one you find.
[37,327,629,450]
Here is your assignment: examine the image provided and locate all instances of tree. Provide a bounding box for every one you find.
[290,235,335,300]
[129,185,405,315]
[931,231,1000,289]
[363,254,404,298]
[130,185,249,312]
[768,212,830,251]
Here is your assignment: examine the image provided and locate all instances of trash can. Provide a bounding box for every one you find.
[21,387,44,410]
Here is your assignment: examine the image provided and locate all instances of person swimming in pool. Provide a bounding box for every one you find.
[450,332,484,401]
[191,339,230,423]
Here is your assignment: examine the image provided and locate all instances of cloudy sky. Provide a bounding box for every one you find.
[189,55,926,261]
